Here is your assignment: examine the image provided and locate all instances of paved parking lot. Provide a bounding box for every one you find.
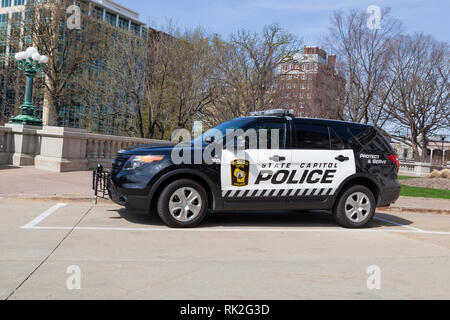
[1,198,449,300]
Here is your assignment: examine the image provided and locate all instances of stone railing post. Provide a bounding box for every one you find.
[414,162,432,177]
[34,127,88,173]
[86,139,94,159]
[0,127,12,165]
[5,123,41,166]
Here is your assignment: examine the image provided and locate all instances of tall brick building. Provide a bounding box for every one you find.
[277,46,345,119]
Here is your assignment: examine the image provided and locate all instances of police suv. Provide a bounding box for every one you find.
[99,109,401,229]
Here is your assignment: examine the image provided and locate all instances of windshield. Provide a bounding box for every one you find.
[191,118,255,146]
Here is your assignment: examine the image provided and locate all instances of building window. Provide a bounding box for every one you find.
[1,0,12,8]
[105,11,116,26]
[0,13,8,24]
[131,22,140,35]
[93,7,103,20]
[118,17,128,30]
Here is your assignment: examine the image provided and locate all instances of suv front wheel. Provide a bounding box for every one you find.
[333,185,376,228]
[157,179,208,228]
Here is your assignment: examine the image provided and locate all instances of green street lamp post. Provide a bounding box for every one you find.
[9,47,48,126]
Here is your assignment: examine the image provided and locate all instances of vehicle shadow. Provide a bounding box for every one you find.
[111,208,414,229]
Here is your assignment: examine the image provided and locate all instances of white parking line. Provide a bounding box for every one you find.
[20,204,450,236]
[25,225,450,235]
[21,203,67,229]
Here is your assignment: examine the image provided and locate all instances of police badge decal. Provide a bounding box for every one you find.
[231,160,250,187]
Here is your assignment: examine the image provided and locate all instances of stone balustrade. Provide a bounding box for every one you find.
[399,161,449,177]
[0,126,12,164]
[0,125,166,172]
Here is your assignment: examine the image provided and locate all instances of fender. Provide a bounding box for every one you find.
[147,168,220,210]
[332,172,382,204]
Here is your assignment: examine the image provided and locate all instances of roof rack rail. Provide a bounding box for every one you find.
[249,109,295,117]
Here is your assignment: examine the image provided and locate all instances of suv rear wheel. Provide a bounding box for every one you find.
[157,179,208,228]
[333,185,376,228]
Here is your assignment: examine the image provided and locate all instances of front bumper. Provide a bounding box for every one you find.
[92,167,152,212]
[108,181,152,211]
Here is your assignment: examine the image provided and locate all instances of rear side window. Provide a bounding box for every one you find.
[293,122,330,150]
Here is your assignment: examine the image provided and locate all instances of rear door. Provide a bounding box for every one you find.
[289,121,356,199]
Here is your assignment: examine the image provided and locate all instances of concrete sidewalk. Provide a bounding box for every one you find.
[0,165,448,213]
[0,165,93,199]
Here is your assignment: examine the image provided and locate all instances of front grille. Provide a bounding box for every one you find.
[112,154,131,171]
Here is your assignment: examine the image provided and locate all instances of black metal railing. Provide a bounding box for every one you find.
[93,165,110,199]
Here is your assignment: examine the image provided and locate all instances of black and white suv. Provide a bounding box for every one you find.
[100,109,401,228]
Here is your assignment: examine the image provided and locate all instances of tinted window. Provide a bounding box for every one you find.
[333,125,395,153]
[329,127,345,150]
[193,118,255,146]
[294,122,330,150]
[248,121,287,150]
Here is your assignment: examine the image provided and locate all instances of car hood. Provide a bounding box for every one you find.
[121,142,178,155]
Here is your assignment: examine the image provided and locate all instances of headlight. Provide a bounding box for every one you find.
[123,155,165,170]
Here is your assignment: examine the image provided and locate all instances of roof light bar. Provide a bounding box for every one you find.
[249,109,295,117]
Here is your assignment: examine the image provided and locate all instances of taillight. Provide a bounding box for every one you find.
[387,154,400,170]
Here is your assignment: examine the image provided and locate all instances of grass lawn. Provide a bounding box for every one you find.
[398,175,418,180]
[401,185,450,200]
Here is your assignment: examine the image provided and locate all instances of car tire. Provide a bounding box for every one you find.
[157,179,208,228]
[333,185,376,228]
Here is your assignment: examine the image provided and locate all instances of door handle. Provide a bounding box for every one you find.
[270,155,286,162]
[335,155,350,162]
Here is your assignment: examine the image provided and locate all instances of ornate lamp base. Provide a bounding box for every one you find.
[9,103,43,126]
[9,114,43,126]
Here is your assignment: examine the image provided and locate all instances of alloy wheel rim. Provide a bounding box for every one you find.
[345,192,371,223]
[169,187,202,222]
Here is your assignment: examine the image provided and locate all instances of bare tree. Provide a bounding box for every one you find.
[0,12,27,125]
[169,28,219,130]
[25,0,112,126]
[142,26,220,139]
[206,24,301,125]
[386,34,449,161]
[143,26,182,139]
[324,8,401,127]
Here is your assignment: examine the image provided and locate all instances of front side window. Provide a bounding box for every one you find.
[247,121,287,150]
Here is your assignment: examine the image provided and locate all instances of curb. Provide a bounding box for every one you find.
[0,195,110,204]
[378,206,450,215]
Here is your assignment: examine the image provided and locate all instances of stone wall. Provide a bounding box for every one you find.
[0,125,166,172]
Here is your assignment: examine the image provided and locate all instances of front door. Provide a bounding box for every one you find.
[221,119,291,200]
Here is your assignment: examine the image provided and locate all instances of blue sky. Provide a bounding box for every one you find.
[118,0,449,45]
